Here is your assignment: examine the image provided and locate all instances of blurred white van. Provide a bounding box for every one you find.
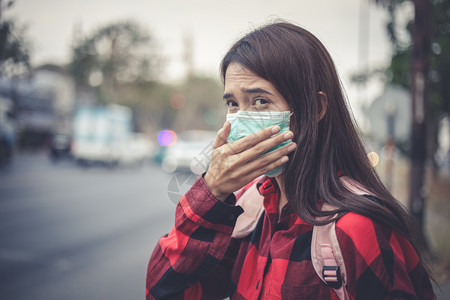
[72,104,151,166]
[162,130,216,174]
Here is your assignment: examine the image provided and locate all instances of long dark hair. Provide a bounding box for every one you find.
[220,22,426,255]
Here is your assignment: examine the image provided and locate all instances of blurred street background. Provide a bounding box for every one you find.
[0,0,450,299]
[0,152,176,299]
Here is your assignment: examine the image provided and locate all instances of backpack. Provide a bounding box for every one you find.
[231,176,371,300]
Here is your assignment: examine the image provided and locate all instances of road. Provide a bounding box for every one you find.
[1,152,449,300]
[0,152,192,300]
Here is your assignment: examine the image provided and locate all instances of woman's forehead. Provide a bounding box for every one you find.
[224,63,272,90]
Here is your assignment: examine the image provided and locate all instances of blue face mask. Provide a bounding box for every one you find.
[226,110,292,177]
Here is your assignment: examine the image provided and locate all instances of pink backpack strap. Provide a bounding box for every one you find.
[311,177,372,300]
[339,176,371,196]
[231,181,265,239]
[311,203,349,300]
[231,176,370,300]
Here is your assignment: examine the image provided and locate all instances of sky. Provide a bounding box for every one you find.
[9,0,397,125]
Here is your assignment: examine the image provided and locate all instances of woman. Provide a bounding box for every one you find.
[146,21,435,299]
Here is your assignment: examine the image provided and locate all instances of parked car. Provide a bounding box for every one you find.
[0,96,15,166]
[49,133,72,162]
[117,133,154,167]
[161,130,216,174]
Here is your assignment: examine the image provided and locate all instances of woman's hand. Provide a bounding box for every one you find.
[204,121,297,200]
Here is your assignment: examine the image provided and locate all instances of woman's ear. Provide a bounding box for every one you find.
[317,91,328,121]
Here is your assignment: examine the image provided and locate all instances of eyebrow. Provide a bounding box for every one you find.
[223,87,274,100]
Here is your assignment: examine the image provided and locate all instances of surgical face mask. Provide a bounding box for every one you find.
[226,110,292,177]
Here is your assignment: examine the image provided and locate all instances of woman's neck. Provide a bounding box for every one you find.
[275,175,288,216]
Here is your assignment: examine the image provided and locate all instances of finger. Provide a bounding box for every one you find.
[245,130,294,158]
[227,125,281,154]
[212,121,231,150]
[239,155,290,183]
[237,142,296,175]
[229,129,294,165]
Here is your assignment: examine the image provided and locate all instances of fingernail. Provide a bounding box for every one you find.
[271,126,280,134]
[281,156,289,163]
[287,143,296,152]
[284,131,293,140]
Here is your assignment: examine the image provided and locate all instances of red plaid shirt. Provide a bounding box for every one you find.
[146,175,435,299]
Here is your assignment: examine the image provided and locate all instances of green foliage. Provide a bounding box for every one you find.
[386,48,411,88]
[373,0,410,47]
[69,20,162,100]
[69,20,225,136]
[0,0,30,77]
[361,0,450,117]
[430,0,450,113]
[383,0,450,116]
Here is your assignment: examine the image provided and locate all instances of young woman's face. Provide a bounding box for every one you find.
[223,63,290,113]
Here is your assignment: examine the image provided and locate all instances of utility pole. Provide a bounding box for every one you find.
[409,0,431,236]
[183,31,194,78]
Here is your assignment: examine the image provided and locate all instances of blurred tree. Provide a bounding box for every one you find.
[361,0,450,163]
[110,73,224,147]
[171,75,224,132]
[0,0,30,122]
[407,0,431,239]
[69,20,163,105]
[0,0,30,77]
[68,19,226,143]
[119,80,175,133]
[367,0,449,239]
[375,0,449,134]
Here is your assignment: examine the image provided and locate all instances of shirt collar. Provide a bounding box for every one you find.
[257,176,306,227]
[258,176,280,215]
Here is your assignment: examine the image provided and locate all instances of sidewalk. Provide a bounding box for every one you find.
[376,157,450,299]
[435,281,450,299]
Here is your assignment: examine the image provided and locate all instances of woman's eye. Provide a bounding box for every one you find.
[226,100,238,107]
[254,99,270,105]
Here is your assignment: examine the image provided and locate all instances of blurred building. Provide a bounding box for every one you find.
[0,64,75,150]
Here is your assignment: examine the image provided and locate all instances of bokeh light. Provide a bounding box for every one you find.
[157,130,177,146]
[170,94,186,109]
[367,151,379,167]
